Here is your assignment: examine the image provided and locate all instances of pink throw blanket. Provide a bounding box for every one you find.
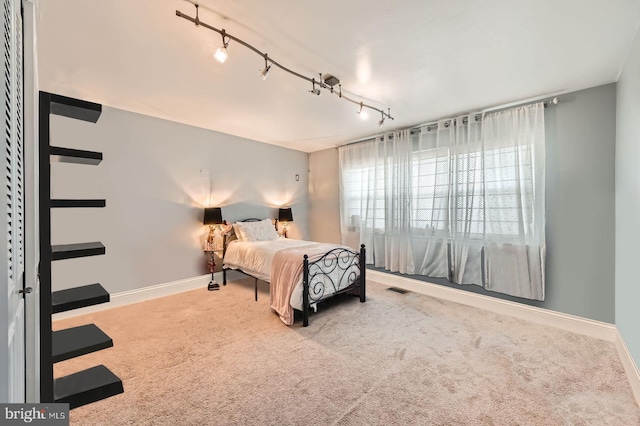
[270,243,345,325]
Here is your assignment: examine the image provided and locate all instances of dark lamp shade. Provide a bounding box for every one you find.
[203,207,223,225]
[278,208,293,222]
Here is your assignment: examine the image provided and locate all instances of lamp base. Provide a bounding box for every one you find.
[208,281,220,291]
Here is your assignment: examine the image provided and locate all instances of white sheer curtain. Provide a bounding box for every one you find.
[480,103,546,299]
[339,131,415,274]
[383,130,415,273]
[339,102,546,300]
[414,121,451,278]
[448,115,484,285]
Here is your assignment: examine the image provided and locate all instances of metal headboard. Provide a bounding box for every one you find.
[222,218,273,256]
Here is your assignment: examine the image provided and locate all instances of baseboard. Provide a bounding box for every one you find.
[615,328,640,406]
[51,268,621,342]
[52,273,220,321]
[367,270,617,342]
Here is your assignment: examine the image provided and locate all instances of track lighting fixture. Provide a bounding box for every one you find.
[176,5,394,124]
[323,74,340,87]
[357,102,369,120]
[309,79,321,96]
[214,30,229,63]
[379,108,391,127]
[259,54,272,80]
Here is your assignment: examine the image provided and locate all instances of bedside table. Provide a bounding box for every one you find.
[204,248,223,291]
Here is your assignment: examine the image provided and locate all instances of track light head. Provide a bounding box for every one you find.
[214,46,228,63]
[309,79,321,96]
[378,111,386,127]
[259,55,271,80]
[357,103,369,120]
[215,30,229,63]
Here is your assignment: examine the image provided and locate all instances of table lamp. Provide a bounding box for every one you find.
[203,207,223,290]
[278,207,293,238]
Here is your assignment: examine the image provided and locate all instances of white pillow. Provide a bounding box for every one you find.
[240,219,278,242]
[232,222,246,242]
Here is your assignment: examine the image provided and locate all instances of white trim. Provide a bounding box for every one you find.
[23,0,40,402]
[52,273,219,321]
[615,328,640,406]
[367,270,617,342]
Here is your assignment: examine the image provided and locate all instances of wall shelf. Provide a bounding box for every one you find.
[51,199,106,208]
[49,93,102,123]
[52,283,110,314]
[49,146,102,165]
[51,242,105,261]
[52,324,113,363]
[39,91,122,407]
[54,365,124,409]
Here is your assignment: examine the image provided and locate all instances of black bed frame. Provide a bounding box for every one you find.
[221,218,366,326]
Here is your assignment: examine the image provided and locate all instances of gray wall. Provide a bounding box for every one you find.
[616,31,640,367]
[50,106,309,294]
[309,83,617,323]
[541,83,616,322]
[309,147,341,243]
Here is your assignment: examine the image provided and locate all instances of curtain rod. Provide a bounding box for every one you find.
[340,95,559,147]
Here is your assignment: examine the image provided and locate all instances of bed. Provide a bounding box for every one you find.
[222,218,366,326]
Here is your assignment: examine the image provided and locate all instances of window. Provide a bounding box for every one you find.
[343,161,385,231]
[411,146,449,232]
[340,121,539,240]
[339,105,545,299]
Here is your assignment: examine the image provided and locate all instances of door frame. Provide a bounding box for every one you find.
[23,0,40,402]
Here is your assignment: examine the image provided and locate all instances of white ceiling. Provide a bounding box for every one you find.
[37,0,640,153]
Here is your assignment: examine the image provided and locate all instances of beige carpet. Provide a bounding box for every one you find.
[53,278,640,425]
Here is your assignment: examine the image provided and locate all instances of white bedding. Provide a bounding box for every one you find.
[223,238,353,312]
[223,238,314,281]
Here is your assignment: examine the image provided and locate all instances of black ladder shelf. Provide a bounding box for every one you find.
[39,91,123,409]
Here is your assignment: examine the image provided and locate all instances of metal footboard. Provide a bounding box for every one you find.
[302,244,366,326]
